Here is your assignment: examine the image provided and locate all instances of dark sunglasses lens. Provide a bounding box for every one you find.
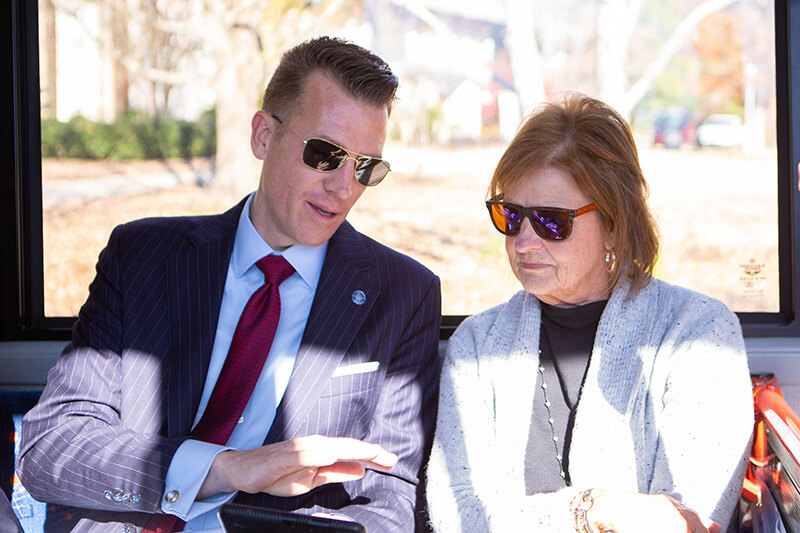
[303,139,346,171]
[531,209,570,240]
[489,203,522,235]
[355,159,390,186]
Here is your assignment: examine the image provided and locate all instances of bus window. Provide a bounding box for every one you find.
[32,0,779,323]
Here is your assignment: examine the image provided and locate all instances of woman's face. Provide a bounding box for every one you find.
[504,166,613,307]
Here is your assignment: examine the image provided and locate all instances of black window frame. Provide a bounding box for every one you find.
[2,0,799,342]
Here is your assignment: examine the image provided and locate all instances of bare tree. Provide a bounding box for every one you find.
[47,0,361,194]
[132,0,203,117]
[503,0,605,111]
[40,0,58,119]
[597,0,739,117]
[107,2,129,118]
[501,0,740,119]
[505,0,546,112]
[199,0,358,195]
[596,0,647,112]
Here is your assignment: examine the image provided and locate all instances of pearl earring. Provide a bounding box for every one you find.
[604,249,617,274]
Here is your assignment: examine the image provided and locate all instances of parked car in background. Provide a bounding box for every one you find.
[652,107,696,149]
[696,114,746,148]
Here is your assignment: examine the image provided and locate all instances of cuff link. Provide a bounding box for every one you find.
[104,489,141,505]
[165,490,180,503]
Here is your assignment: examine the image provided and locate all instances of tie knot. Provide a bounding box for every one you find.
[256,255,295,286]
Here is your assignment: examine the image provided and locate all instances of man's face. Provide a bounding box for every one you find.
[250,71,389,251]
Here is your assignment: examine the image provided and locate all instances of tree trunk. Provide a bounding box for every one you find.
[110,2,129,119]
[211,24,265,196]
[39,0,57,119]
[505,0,546,112]
[596,0,631,112]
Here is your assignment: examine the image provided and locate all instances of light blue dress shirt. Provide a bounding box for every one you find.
[160,194,327,530]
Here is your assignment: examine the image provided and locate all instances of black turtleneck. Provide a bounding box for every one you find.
[524,298,607,493]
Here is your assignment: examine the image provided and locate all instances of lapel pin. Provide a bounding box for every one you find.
[351,290,366,305]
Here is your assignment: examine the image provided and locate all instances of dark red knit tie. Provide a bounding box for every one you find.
[144,254,295,533]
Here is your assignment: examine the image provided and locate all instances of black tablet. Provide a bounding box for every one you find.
[218,503,366,533]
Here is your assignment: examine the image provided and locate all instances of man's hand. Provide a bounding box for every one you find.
[589,489,722,533]
[198,435,398,499]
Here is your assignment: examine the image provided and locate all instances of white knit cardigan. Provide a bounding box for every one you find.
[426,278,754,532]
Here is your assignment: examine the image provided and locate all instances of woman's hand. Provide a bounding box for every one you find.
[587,489,722,533]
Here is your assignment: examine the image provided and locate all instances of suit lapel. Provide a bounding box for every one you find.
[266,222,378,442]
[166,199,245,437]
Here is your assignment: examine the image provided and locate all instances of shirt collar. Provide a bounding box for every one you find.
[231,193,327,291]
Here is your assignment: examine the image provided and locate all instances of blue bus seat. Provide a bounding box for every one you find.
[0,391,45,533]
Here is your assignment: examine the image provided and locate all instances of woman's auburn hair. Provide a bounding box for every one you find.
[488,92,660,296]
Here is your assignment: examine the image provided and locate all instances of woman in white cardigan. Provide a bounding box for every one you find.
[425,94,753,533]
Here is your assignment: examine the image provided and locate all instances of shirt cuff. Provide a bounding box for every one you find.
[161,439,236,520]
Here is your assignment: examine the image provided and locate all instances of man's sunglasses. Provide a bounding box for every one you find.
[271,114,391,186]
[486,200,598,241]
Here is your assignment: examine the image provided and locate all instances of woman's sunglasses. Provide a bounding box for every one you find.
[486,200,598,241]
[271,114,391,186]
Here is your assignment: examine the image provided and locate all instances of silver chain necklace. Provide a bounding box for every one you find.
[538,349,568,483]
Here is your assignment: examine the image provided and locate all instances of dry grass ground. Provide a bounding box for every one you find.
[41,145,778,317]
[42,157,214,181]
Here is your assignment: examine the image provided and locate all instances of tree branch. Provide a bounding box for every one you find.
[623,0,739,116]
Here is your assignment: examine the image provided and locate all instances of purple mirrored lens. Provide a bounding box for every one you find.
[531,210,568,240]
[503,206,523,233]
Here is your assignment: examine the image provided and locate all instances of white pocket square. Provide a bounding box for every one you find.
[331,361,380,377]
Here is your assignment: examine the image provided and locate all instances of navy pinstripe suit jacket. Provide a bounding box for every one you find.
[18,199,442,533]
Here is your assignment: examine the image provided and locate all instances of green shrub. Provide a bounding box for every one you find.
[40,109,217,160]
[108,113,147,160]
[61,115,92,158]
[84,122,115,159]
[190,108,216,158]
[40,118,67,157]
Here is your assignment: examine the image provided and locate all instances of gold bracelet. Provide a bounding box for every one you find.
[570,489,595,533]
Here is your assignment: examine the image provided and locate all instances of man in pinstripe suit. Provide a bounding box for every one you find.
[18,37,441,532]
